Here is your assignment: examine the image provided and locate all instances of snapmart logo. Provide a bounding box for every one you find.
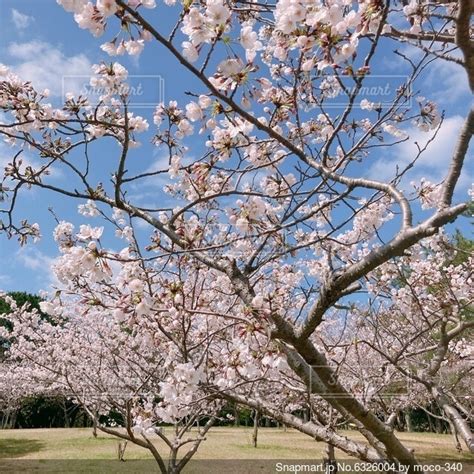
[275,463,330,472]
[62,74,165,108]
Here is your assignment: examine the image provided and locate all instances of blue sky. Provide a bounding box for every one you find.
[0,0,472,293]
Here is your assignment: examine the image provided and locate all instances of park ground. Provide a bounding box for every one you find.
[0,427,473,473]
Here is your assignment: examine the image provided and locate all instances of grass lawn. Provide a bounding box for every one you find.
[0,427,472,473]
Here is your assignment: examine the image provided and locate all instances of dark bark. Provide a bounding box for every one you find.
[252,410,260,448]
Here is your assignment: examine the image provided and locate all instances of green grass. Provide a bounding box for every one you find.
[0,427,472,473]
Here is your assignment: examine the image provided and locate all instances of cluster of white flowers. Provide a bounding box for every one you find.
[57,1,154,54]
[78,200,100,217]
[180,0,231,63]
[227,196,269,233]
[402,0,424,34]
[412,178,443,210]
[414,97,441,132]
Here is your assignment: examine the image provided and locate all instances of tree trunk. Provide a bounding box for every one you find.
[69,407,78,428]
[8,409,17,429]
[282,340,420,471]
[427,414,434,433]
[117,441,127,461]
[387,412,397,428]
[252,410,260,448]
[233,404,240,427]
[436,393,474,453]
[62,399,70,428]
[434,416,443,434]
[448,420,463,452]
[3,410,10,429]
[405,411,413,433]
[1,410,9,429]
[323,443,338,474]
[92,413,98,438]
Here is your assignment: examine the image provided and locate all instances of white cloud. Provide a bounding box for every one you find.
[7,41,44,60]
[134,152,195,187]
[127,152,194,206]
[11,9,34,30]
[0,274,11,286]
[144,152,172,174]
[133,218,153,230]
[7,41,92,97]
[423,59,470,105]
[370,116,473,193]
[16,246,54,271]
[127,154,176,196]
[15,247,59,290]
[383,44,470,106]
[0,142,9,170]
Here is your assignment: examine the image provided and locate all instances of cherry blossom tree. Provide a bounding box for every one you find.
[0,364,25,429]
[0,0,473,472]
[300,232,472,450]
[0,273,224,473]
[351,233,473,452]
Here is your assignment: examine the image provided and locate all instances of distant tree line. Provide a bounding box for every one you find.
[0,393,455,432]
[1,276,470,434]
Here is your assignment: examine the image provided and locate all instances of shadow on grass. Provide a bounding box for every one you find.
[0,459,161,473]
[0,438,45,458]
